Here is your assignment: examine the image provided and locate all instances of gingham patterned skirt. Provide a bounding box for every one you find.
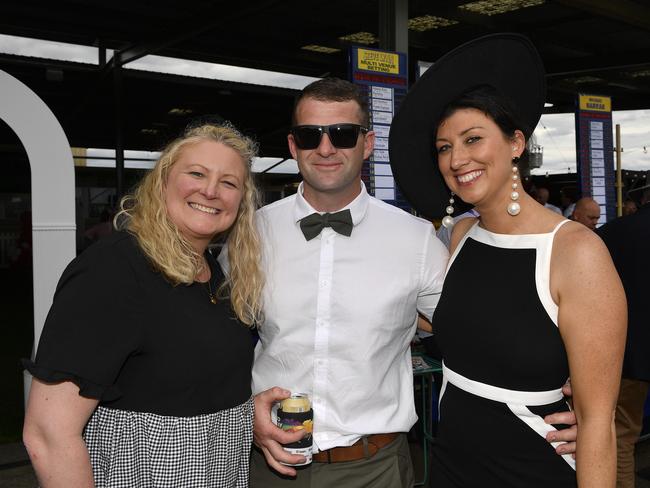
[83,397,254,488]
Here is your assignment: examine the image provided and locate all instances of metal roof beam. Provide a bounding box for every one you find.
[115,0,283,66]
[546,49,650,77]
[554,0,650,32]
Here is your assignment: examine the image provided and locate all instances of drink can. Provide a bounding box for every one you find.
[277,393,313,465]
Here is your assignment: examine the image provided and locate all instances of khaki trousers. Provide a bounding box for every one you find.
[249,433,414,488]
[615,378,650,488]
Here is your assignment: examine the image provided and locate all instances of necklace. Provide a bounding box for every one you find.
[204,279,217,305]
[200,254,217,304]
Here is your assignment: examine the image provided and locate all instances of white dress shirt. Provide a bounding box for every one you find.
[545,203,562,214]
[563,203,575,218]
[251,182,449,452]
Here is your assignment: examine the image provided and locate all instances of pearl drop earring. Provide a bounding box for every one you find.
[442,192,455,228]
[507,157,521,216]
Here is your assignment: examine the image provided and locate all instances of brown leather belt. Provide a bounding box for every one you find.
[312,433,399,463]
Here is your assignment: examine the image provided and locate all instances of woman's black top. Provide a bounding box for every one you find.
[431,221,576,487]
[24,231,253,417]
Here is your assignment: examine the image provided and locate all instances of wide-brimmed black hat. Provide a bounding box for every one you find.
[389,33,546,219]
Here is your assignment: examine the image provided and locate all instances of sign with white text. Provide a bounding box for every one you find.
[350,46,409,210]
[575,94,615,224]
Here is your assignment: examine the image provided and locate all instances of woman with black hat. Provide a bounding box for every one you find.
[390,34,626,487]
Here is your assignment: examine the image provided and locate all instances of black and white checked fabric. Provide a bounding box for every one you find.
[83,397,254,488]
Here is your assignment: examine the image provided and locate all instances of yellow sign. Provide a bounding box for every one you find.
[579,95,611,113]
[357,49,399,74]
[71,147,87,167]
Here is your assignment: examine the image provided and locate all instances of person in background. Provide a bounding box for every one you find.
[622,198,637,216]
[390,33,625,487]
[571,196,601,230]
[598,188,650,488]
[83,208,113,245]
[535,186,562,214]
[560,187,578,218]
[23,123,266,487]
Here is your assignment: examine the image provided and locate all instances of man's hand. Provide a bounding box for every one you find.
[544,381,577,457]
[254,387,307,476]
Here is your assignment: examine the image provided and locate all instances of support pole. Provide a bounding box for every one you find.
[378,0,408,53]
[615,124,622,217]
[113,60,125,200]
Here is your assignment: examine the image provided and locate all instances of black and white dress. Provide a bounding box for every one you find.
[24,232,254,488]
[431,220,577,487]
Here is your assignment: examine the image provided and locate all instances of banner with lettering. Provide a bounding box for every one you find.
[575,94,615,224]
[349,46,409,210]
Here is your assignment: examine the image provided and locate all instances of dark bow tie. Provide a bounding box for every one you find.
[299,209,353,241]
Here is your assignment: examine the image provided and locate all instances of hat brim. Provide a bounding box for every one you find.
[389,33,546,220]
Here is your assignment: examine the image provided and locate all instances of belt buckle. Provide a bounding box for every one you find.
[362,436,370,459]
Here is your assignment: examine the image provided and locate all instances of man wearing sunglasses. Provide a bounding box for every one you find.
[245,78,577,487]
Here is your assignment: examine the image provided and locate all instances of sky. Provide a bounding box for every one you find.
[1,33,649,175]
[533,110,650,175]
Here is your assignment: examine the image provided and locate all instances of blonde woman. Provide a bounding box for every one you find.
[23,123,266,487]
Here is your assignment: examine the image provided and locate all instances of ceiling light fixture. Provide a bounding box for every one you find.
[459,0,544,16]
[566,75,603,84]
[168,108,194,116]
[338,32,378,45]
[629,69,650,78]
[301,45,341,54]
[408,15,459,31]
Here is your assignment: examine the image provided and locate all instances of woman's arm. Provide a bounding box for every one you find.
[554,225,626,487]
[417,314,433,333]
[23,379,99,488]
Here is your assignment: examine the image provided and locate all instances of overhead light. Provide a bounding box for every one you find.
[302,45,341,54]
[459,0,544,16]
[544,102,553,107]
[338,32,378,45]
[168,108,193,116]
[566,75,602,84]
[409,15,459,31]
[608,81,637,90]
[629,69,650,78]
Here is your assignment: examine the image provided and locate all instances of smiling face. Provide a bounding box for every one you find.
[288,98,374,211]
[164,139,245,252]
[436,108,524,211]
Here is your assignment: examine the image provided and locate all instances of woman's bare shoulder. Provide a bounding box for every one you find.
[449,217,478,254]
[553,221,611,274]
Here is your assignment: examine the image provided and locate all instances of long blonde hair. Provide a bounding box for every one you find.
[115,123,263,326]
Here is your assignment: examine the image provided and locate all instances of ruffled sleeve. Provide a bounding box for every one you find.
[24,235,144,401]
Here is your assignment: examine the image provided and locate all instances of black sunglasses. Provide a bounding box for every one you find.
[290,124,369,150]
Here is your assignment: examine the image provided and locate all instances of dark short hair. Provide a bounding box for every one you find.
[437,86,531,164]
[292,77,369,127]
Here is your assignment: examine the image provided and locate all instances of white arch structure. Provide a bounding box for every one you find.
[0,70,76,404]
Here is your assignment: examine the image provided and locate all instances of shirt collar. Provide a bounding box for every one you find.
[293,181,370,228]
